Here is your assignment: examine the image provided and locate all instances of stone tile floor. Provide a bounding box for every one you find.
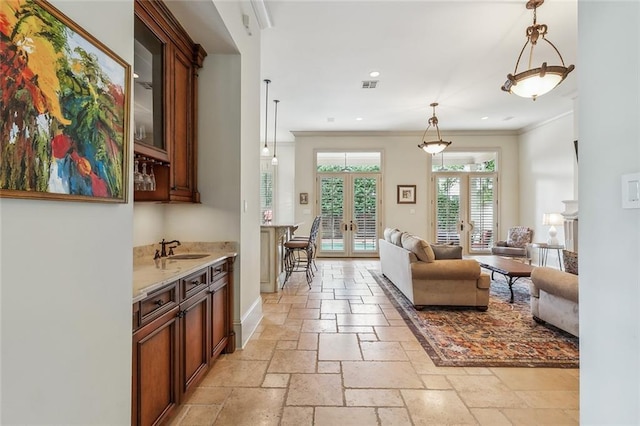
[169,259,579,425]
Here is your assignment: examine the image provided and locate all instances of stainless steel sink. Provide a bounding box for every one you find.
[169,254,209,260]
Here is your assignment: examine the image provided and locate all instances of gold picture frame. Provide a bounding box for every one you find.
[0,0,130,203]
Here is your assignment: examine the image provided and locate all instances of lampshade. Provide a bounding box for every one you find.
[542,213,564,226]
[262,79,270,156]
[501,0,574,100]
[417,102,452,155]
[542,212,563,245]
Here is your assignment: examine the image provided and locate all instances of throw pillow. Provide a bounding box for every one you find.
[563,250,578,275]
[431,244,463,260]
[401,233,435,263]
[389,229,404,246]
[383,227,398,242]
[507,226,532,248]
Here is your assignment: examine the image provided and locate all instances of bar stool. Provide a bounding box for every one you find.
[290,216,321,273]
[283,216,321,288]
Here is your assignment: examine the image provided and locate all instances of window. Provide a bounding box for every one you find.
[316,152,381,172]
[260,160,275,223]
[432,151,496,172]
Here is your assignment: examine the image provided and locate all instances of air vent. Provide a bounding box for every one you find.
[137,81,153,90]
[361,80,378,89]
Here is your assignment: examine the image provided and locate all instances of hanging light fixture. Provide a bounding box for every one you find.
[271,99,279,166]
[417,102,452,155]
[501,0,575,100]
[262,79,271,155]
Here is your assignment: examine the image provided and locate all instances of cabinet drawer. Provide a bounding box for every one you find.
[140,283,178,326]
[210,261,228,281]
[180,268,209,301]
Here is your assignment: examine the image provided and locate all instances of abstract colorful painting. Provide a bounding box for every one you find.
[0,0,129,202]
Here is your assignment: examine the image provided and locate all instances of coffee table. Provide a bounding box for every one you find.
[475,256,535,303]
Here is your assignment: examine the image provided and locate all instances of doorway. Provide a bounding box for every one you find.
[317,173,381,257]
[432,151,498,254]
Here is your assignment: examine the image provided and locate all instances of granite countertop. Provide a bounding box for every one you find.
[132,242,237,304]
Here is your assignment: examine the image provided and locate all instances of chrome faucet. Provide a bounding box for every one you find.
[159,239,181,257]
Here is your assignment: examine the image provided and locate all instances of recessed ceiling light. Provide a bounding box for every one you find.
[481,116,489,120]
[356,117,363,121]
[369,71,380,78]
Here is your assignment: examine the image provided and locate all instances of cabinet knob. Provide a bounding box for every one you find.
[177,310,185,319]
[155,300,164,307]
[214,267,222,273]
[191,279,200,285]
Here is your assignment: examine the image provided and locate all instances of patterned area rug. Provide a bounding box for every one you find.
[370,270,579,368]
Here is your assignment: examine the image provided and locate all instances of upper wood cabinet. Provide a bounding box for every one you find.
[133,0,206,203]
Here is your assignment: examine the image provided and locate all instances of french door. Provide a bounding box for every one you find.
[433,173,497,254]
[316,173,381,257]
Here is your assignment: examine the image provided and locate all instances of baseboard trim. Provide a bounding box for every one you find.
[233,295,263,349]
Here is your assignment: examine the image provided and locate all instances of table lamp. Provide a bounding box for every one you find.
[542,213,564,245]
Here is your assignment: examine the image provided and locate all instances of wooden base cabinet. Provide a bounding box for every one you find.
[132,257,235,426]
[180,290,209,395]
[132,307,180,426]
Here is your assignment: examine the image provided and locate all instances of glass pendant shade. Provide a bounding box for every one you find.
[502,0,574,100]
[419,141,451,155]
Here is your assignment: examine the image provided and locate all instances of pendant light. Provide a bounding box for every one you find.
[262,79,271,155]
[271,99,279,166]
[417,102,452,155]
[501,0,574,100]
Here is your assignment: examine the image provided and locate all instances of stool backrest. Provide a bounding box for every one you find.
[308,216,321,244]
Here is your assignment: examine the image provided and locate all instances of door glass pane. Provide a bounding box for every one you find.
[352,177,378,252]
[317,152,381,172]
[435,176,461,245]
[469,175,495,252]
[134,17,164,150]
[319,177,344,252]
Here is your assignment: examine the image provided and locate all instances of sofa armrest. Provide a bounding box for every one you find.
[531,267,579,303]
[411,259,481,280]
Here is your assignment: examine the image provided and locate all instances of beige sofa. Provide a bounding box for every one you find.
[379,228,490,310]
[530,266,579,337]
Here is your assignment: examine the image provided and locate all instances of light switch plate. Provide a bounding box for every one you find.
[621,173,640,209]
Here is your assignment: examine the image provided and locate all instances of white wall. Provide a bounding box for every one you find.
[212,0,263,347]
[274,142,296,224]
[0,1,134,423]
[293,131,520,242]
[579,1,640,424]
[519,112,576,265]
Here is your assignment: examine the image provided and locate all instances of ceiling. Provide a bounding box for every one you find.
[260,0,578,142]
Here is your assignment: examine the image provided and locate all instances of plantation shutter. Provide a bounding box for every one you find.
[468,174,496,252]
[260,160,274,223]
[435,176,461,245]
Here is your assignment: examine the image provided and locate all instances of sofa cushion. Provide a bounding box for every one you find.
[383,227,398,242]
[563,250,578,275]
[401,233,435,263]
[411,259,481,280]
[389,229,404,246]
[431,244,463,260]
[491,246,527,257]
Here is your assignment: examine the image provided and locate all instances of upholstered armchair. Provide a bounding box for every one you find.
[491,226,533,261]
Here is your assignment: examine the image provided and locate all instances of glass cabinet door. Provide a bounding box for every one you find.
[134,17,164,151]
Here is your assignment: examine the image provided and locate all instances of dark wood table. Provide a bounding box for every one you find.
[475,256,535,303]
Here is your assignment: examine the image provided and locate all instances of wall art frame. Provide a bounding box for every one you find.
[397,185,416,204]
[0,0,130,203]
[299,192,309,204]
